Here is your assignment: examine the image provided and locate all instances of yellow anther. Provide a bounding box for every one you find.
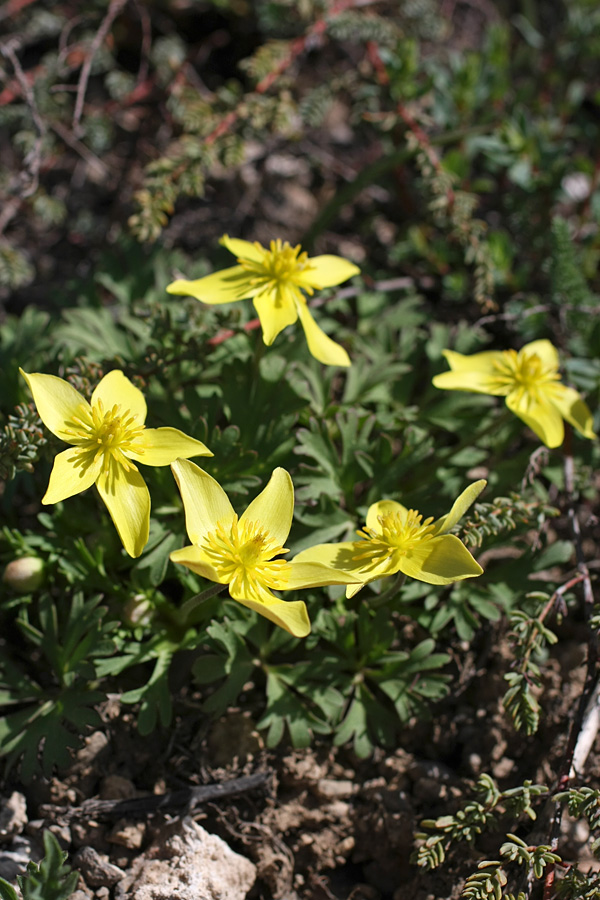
[203,515,289,592]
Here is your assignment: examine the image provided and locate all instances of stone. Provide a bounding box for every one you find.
[107,821,146,849]
[0,835,36,881]
[0,793,27,842]
[115,818,256,900]
[99,775,137,801]
[314,779,356,800]
[74,846,125,888]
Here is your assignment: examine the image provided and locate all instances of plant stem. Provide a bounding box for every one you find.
[179,582,228,622]
[370,572,407,608]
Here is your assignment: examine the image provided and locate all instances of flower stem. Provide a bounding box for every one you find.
[249,333,266,404]
[179,581,228,622]
[370,572,407,608]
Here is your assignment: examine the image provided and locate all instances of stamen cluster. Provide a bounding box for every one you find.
[354,510,436,568]
[239,240,315,293]
[489,349,560,397]
[64,400,145,474]
[203,515,289,595]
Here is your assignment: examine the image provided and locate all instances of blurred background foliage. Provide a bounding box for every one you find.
[0,0,599,863]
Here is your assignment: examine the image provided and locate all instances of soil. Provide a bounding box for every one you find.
[1,622,599,900]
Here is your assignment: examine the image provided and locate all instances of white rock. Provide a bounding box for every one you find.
[0,793,27,841]
[115,818,256,900]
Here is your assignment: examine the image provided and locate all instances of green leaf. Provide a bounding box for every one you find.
[15,830,78,900]
[121,648,174,734]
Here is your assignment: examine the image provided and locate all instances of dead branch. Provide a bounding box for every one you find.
[204,0,380,147]
[51,119,109,180]
[133,0,151,88]
[72,0,129,134]
[542,430,598,900]
[0,38,46,200]
[39,770,272,821]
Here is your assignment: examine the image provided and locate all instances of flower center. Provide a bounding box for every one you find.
[489,349,560,396]
[353,510,436,569]
[202,516,289,594]
[64,400,145,472]
[238,240,316,301]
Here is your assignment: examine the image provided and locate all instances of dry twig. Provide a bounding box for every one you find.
[72,0,128,133]
[0,38,46,201]
[40,771,272,821]
[542,429,598,900]
[204,0,380,146]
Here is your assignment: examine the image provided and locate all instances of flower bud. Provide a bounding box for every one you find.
[2,557,45,593]
[122,593,154,626]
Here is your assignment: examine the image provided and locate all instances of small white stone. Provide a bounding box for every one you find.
[562,173,591,202]
[115,818,255,900]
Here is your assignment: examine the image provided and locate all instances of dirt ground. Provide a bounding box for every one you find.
[0,618,598,900]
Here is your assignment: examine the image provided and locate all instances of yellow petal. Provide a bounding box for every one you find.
[171,459,235,545]
[219,235,265,263]
[440,349,503,372]
[432,350,505,395]
[42,447,102,504]
[433,480,487,535]
[297,255,360,289]
[296,302,351,367]
[293,541,390,582]
[253,288,298,345]
[546,384,596,440]
[91,370,147,424]
[169,544,221,582]
[522,339,559,370]
[293,541,360,569]
[128,428,212,467]
[365,499,407,533]
[506,389,564,448]
[284,560,359,589]
[239,468,294,547]
[166,266,251,303]
[96,458,150,558]
[399,535,483,584]
[20,369,90,442]
[230,580,311,637]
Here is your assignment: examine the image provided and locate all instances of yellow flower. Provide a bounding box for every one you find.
[432,340,596,449]
[20,369,212,558]
[166,235,360,366]
[169,460,356,637]
[293,481,486,597]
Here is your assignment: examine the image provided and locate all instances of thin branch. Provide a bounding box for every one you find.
[542,430,598,900]
[0,196,20,237]
[563,435,596,623]
[255,0,379,95]
[396,101,455,210]
[51,119,109,180]
[570,679,600,777]
[58,13,85,62]
[133,0,151,88]
[39,771,272,821]
[72,0,129,133]
[474,304,600,329]
[203,0,380,147]
[0,39,46,198]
